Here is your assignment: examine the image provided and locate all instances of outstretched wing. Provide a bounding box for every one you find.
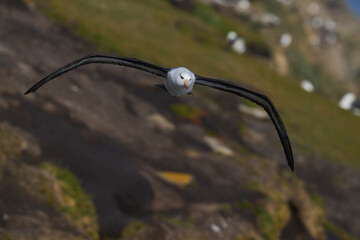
[195,75,294,171]
[24,54,170,94]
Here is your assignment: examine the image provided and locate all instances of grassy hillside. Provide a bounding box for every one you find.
[30,0,360,168]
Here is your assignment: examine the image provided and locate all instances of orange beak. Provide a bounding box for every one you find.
[184,79,189,90]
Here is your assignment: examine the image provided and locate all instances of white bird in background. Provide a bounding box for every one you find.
[300,80,314,93]
[24,54,294,171]
[339,93,356,110]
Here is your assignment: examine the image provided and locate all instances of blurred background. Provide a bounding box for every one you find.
[0,0,360,239]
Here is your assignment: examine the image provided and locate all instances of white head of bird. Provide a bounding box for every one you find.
[165,67,195,97]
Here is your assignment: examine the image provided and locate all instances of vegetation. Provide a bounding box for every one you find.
[257,0,285,17]
[170,103,207,124]
[324,221,357,240]
[41,162,99,240]
[286,47,317,82]
[310,193,325,209]
[0,233,12,240]
[121,221,147,239]
[235,200,253,210]
[236,121,247,136]
[235,199,289,240]
[285,47,344,99]
[236,201,290,240]
[0,124,21,165]
[168,216,196,229]
[254,206,278,240]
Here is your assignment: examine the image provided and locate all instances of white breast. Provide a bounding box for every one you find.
[165,67,195,97]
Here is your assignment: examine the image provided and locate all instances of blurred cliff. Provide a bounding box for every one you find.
[0,0,360,239]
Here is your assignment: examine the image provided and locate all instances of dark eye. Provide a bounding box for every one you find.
[180,75,184,79]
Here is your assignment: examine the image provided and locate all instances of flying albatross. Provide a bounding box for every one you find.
[24,54,294,171]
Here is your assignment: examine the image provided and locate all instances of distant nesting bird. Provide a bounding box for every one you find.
[25,54,294,171]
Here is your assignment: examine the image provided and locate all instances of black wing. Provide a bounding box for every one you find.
[24,54,170,94]
[195,75,294,171]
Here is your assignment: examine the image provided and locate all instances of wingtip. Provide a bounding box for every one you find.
[289,159,295,172]
[24,89,32,95]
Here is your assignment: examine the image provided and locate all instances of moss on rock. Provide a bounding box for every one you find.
[41,162,99,240]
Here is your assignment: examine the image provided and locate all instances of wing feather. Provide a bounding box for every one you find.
[195,75,294,171]
[24,54,294,171]
[24,54,169,94]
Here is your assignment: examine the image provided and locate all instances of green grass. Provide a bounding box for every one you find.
[0,125,21,164]
[324,221,357,240]
[41,162,99,240]
[286,47,317,82]
[29,0,360,168]
[236,121,247,136]
[170,103,207,124]
[235,200,253,210]
[219,202,232,211]
[121,221,147,239]
[254,207,277,240]
[234,199,289,240]
[167,216,196,229]
[190,1,271,56]
[257,0,286,20]
[285,47,344,99]
[0,233,12,240]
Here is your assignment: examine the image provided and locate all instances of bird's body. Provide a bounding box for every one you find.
[25,54,294,171]
[165,67,195,97]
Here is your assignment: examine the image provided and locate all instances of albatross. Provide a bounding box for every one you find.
[24,54,294,171]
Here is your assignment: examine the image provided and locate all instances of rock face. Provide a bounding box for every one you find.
[0,1,359,240]
[0,124,98,240]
